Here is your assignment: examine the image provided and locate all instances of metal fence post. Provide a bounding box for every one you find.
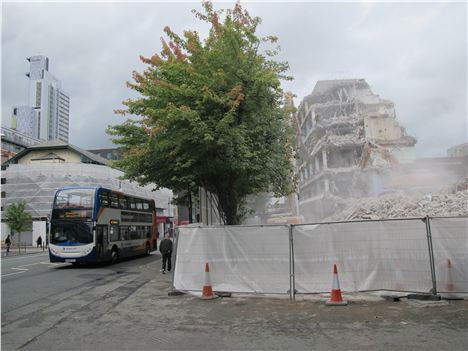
[170,227,180,292]
[289,224,296,301]
[423,215,438,295]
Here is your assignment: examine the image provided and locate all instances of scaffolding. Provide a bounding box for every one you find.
[1,163,172,219]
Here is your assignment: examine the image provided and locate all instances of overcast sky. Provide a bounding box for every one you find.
[2,0,466,157]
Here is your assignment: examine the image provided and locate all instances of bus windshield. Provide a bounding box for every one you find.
[54,189,95,209]
[50,221,93,245]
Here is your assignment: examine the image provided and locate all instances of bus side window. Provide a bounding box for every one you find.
[129,199,136,210]
[119,197,128,210]
[120,226,129,240]
[136,201,143,210]
[99,193,109,207]
[128,226,137,240]
[110,226,120,241]
[146,226,151,239]
[139,226,146,239]
[110,194,119,208]
[143,201,149,211]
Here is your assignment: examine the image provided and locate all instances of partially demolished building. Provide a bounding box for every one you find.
[295,79,417,222]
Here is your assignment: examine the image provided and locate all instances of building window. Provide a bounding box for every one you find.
[1,191,6,198]
[35,82,42,107]
[1,178,6,184]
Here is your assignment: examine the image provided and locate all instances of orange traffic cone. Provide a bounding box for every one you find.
[326,264,348,306]
[445,259,455,292]
[201,262,216,300]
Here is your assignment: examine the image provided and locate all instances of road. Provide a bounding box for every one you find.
[1,252,157,313]
[1,251,161,350]
[2,252,467,351]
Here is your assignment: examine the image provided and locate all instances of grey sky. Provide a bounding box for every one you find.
[2,1,466,157]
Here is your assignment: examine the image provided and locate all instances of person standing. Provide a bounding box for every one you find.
[159,233,173,274]
[37,236,42,249]
[5,235,11,256]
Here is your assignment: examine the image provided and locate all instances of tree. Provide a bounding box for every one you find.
[5,201,32,248]
[107,1,296,224]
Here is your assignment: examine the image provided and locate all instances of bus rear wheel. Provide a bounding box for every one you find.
[111,248,119,264]
[145,243,151,256]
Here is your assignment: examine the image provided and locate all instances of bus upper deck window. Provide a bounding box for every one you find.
[99,194,109,207]
[129,199,136,210]
[143,202,149,211]
[110,195,119,208]
[119,198,128,209]
[136,201,143,210]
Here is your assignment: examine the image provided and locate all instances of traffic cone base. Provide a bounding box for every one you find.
[326,300,348,306]
[201,285,215,300]
[201,262,216,300]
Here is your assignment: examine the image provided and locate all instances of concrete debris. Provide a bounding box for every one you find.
[326,190,468,221]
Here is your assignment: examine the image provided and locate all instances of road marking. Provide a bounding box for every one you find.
[1,261,61,278]
[17,261,56,268]
[1,267,28,278]
[1,252,49,261]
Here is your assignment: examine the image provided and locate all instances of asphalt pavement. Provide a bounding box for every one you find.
[2,250,467,351]
[1,245,47,257]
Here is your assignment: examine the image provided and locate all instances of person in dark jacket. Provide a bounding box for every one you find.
[159,233,173,274]
[5,235,11,256]
[37,236,42,249]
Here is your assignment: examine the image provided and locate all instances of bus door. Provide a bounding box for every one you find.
[96,225,108,260]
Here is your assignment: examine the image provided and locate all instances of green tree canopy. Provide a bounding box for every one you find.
[5,201,32,236]
[108,1,296,224]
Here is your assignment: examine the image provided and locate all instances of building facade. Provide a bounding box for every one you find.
[1,141,173,244]
[12,106,36,136]
[447,143,468,158]
[295,79,417,222]
[87,148,123,161]
[0,126,42,164]
[11,56,70,142]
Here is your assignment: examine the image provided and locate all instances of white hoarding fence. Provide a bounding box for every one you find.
[173,225,290,294]
[293,219,431,293]
[430,217,468,293]
[173,217,468,297]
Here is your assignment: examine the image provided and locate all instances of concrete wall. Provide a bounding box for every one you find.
[364,116,402,140]
[1,222,11,240]
[1,222,42,245]
[33,221,47,246]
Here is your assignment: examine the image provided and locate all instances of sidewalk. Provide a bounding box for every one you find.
[1,245,47,258]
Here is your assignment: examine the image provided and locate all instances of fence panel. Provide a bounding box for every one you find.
[430,217,468,293]
[174,225,290,294]
[293,219,432,293]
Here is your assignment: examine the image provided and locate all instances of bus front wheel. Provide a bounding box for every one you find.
[145,243,151,256]
[111,248,119,264]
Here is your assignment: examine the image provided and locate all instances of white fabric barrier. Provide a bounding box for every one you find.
[173,218,468,295]
[293,220,432,293]
[174,225,290,294]
[430,217,468,293]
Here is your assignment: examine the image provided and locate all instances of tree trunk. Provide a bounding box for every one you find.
[188,191,193,224]
[216,188,240,225]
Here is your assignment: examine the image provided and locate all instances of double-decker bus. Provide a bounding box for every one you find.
[49,186,158,265]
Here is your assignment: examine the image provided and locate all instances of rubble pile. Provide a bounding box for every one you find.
[326,190,468,221]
